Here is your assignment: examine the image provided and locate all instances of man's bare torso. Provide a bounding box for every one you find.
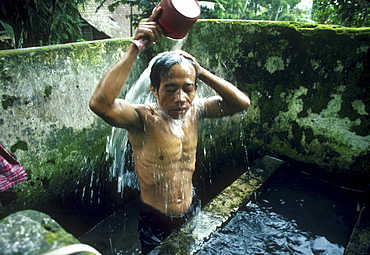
[128,101,202,216]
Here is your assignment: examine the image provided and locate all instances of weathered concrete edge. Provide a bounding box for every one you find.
[150,156,284,255]
[345,200,370,255]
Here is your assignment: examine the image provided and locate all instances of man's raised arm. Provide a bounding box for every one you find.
[180,51,250,118]
[199,68,250,118]
[89,9,163,129]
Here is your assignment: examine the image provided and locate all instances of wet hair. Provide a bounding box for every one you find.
[150,52,197,91]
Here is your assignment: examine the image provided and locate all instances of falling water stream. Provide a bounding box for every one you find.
[104,60,154,194]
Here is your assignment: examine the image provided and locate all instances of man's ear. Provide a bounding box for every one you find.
[150,84,158,99]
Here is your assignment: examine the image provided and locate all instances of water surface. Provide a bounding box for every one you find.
[197,164,363,255]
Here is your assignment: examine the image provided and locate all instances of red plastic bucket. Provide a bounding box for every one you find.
[155,0,201,39]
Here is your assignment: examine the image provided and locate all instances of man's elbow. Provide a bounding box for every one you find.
[242,96,251,110]
[89,97,101,115]
[237,95,250,112]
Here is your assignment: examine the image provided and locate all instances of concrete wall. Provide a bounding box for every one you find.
[0,39,149,222]
[0,21,369,223]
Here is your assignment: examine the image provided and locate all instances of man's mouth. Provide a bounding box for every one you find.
[171,107,187,115]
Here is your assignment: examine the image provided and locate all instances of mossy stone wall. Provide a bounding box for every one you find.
[183,20,369,178]
[0,39,149,223]
[0,21,369,223]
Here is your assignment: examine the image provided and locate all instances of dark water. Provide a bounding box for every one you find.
[196,165,364,255]
[79,198,142,254]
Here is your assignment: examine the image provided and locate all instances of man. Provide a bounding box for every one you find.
[89,9,250,254]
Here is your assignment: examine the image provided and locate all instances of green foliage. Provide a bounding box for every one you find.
[0,0,89,48]
[97,0,308,26]
[0,21,15,48]
[312,0,370,27]
[199,0,304,21]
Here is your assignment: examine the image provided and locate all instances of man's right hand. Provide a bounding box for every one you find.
[133,7,163,50]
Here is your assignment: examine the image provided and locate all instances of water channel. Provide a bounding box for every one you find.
[196,163,364,255]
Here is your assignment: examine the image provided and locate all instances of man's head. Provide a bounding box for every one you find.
[150,52,198,91]
[149,52,198,119]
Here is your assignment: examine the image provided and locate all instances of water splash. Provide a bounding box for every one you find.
[105,59,155,195]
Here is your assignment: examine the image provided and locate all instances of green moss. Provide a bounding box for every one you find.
[10,140,28,153]
[196,20,370,36]
[0,120,112,217]
[0,61,14,83]
[44,85,52,98]
[1,95,20,110]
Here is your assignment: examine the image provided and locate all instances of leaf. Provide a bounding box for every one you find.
[0,20,14,39]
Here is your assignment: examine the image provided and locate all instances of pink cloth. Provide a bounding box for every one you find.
[0,144,28,192]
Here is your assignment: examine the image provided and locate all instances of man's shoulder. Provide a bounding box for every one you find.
[192,98,206,117]
[133,103,156,113]
[132,103,160,124]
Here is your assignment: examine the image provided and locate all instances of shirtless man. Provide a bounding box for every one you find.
[89,9,250,254]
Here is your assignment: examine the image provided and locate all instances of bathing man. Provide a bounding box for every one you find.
[89,8,250,254]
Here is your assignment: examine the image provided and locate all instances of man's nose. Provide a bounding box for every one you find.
[175,90,186,103]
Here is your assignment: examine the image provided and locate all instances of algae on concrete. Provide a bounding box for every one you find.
[0,39,142,219]
[186,20,370,176]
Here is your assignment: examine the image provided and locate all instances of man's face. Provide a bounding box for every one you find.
[152,63,197,119]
